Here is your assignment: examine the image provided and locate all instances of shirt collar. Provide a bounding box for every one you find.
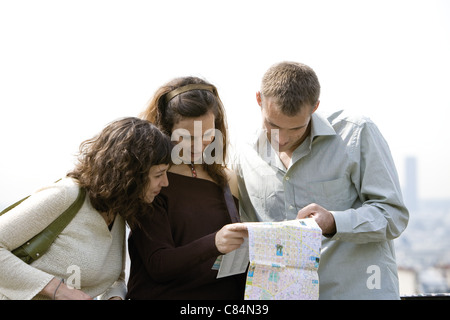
[310,112,337,139]
[289,112,336,167]
[252,112,336,148]
[251,112,336,170]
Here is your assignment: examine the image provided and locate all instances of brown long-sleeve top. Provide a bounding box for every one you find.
[126,172,246,300]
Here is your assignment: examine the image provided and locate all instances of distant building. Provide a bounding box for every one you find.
[419,267,448,293]
[398,267,419,296]
[435,263,450,292]
[404,156,418,212]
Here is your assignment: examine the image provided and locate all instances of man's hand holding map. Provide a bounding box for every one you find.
[215,218,322,300]
[245,218,322,300]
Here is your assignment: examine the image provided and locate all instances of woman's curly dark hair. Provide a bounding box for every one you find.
[67,117,172,229]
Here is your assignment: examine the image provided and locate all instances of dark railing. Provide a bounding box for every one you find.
[401,293,450,300]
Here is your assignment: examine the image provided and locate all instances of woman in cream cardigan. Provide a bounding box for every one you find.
[0,117,172,300]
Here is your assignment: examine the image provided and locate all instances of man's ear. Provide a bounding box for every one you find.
[256,91,262,107]
[312,100,320,114]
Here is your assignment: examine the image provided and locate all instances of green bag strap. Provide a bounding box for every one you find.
[0,179,64,216]
[1,184,86,264]
[0,196,31,215]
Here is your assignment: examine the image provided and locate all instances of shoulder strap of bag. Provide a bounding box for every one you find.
[0,196,31,215]
[0,179,63,216]
[5,186,86,264]
[223,184,240,223]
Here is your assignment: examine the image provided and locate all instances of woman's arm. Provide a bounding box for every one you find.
[129,196,247,283]
[0,181,74,299]
[40,277,93,300]
[129,201,220,283]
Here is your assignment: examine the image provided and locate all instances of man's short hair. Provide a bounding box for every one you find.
[260,61,321,116]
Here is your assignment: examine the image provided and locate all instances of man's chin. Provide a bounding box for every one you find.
[273,144,289,152]
[267,139,293,153]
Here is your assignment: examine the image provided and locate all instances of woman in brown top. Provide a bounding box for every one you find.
[126,77,248,300]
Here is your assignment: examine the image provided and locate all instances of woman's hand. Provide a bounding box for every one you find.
[215,223,248,254]
[40,277,93,300]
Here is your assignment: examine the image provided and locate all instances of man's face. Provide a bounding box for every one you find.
[257,92,318,153]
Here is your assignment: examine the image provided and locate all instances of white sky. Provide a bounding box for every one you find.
[1,0,450,207]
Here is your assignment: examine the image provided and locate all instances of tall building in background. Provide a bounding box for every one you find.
[404,156,418,212]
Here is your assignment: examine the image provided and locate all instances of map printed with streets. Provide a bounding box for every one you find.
[244,218,322,300]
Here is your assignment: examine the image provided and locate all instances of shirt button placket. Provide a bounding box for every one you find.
[283,174,296,220]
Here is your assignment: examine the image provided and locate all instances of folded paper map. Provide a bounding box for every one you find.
[244,218,322,300]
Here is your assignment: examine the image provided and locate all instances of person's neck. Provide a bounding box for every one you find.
[169,163,215,183]
[276,121,312,166]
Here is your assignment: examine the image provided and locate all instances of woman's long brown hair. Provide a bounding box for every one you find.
[141,77,229,187]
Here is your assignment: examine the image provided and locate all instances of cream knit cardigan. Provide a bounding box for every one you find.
[0,178,126,300]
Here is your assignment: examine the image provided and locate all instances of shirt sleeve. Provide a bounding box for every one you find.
[129,196,222,283]
[330,121,409,243]
[0,182,73,300]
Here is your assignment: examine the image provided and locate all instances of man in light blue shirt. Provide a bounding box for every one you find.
[233,61,409,299]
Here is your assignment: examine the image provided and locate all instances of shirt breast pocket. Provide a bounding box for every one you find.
[307,177,357,211]
[247,170,285,219]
